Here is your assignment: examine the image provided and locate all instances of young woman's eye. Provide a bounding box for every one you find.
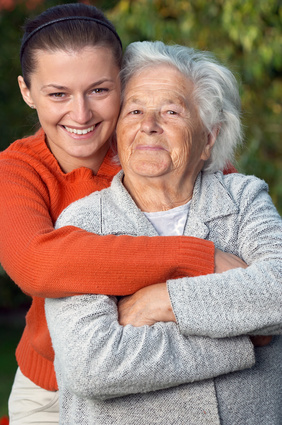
[50,92,65,98]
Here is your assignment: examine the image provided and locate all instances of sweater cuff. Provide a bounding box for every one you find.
[177,237,214,278]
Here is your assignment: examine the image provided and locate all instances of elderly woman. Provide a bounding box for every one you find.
[45,41,282,424]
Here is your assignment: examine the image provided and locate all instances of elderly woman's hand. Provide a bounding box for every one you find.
[118,250,249,327]
[214,249,248,273]
[118,283,176,327]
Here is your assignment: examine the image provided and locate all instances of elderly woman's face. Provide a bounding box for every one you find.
[117,65,214,181]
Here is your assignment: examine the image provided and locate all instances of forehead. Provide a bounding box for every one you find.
[30,46,119,86]
[33,46,117,73]
[124,64,194,102]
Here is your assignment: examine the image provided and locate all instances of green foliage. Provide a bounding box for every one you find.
[0,324,25,417]
[0,264,30,309]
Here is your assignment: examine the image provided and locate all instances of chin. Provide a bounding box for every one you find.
[134,168,170,178]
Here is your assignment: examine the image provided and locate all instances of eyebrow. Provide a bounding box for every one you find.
[41,84,68,91]
[40,78,115,91]
[125,98,144,105]
[125,96,187,107]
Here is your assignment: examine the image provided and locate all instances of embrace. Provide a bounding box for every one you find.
[2,3,281,424]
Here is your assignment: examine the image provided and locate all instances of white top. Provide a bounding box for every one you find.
[144,201,191,236]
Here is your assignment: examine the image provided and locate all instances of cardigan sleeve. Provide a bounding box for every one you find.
[167,179,282,338]
[45,294,254,400]
[0,153,214,298]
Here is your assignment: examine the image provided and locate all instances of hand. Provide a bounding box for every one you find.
[214,248,248,273]
[118,283,176,327]
[249,335,273,347]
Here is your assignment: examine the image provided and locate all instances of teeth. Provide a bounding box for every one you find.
[64,125,94,135]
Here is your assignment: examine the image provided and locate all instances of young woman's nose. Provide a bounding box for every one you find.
[140,110,163,135]
[69,96,93,124]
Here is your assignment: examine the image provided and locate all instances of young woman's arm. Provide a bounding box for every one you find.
[0,152,214,298]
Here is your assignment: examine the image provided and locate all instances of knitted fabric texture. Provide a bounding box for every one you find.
[46,170,282,424]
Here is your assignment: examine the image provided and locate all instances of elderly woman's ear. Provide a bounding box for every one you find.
[201,127,219,161]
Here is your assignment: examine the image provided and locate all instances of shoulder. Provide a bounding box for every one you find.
[0,128,58,175]
[216,172,269,206]
[203,171,269,203]
[55,187,109,231]
[0,129,45,158]
[194,171,272,221]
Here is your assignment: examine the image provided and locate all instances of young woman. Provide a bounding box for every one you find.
[0,3,221,424]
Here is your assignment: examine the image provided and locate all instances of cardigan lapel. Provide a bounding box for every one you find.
[101,171,158,237]
[101,170,238,240]
[184,171,239,238]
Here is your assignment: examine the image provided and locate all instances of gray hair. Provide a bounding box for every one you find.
[120,41,243,172]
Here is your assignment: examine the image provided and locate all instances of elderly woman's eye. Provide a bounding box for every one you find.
[130,110,142,115]
[93,88,108,94]
[167,110,177,115]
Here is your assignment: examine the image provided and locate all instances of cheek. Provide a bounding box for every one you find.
[117,119,136,148]
[103,101,120,122]
[36,102,63,124]
[170,128,193,168]
[117,124,133,163]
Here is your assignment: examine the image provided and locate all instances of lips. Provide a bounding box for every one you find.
[136,144,166,151]
[64,125,95,135]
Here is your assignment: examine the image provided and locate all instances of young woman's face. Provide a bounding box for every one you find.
[18,46,121,173]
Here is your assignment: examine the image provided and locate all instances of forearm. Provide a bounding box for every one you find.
[168,261,282,338]
[168,184,282,338]
[117,250,248,327]
[45,295,255,400]
[0,170,214,298]
[1,224,214,298]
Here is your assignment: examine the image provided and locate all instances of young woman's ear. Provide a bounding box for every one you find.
[18,76,36,109]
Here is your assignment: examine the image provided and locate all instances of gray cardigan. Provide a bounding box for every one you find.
[45,171,282,424]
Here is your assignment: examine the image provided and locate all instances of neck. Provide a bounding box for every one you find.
[46,137,111,175]
[123,172,195,212]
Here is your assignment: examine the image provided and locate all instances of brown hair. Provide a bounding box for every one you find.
[20,3,123,88]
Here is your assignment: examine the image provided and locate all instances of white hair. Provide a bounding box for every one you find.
[120,41,243,172]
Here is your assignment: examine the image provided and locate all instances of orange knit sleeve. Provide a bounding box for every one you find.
[0,154,214,298]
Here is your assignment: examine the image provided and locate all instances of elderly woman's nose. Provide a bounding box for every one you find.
[140,110,163,134]
[69,96,93,124]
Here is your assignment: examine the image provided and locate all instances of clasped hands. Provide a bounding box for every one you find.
[118,249,272,347]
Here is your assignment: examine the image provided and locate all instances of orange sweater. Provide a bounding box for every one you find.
[0,129,215,391]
